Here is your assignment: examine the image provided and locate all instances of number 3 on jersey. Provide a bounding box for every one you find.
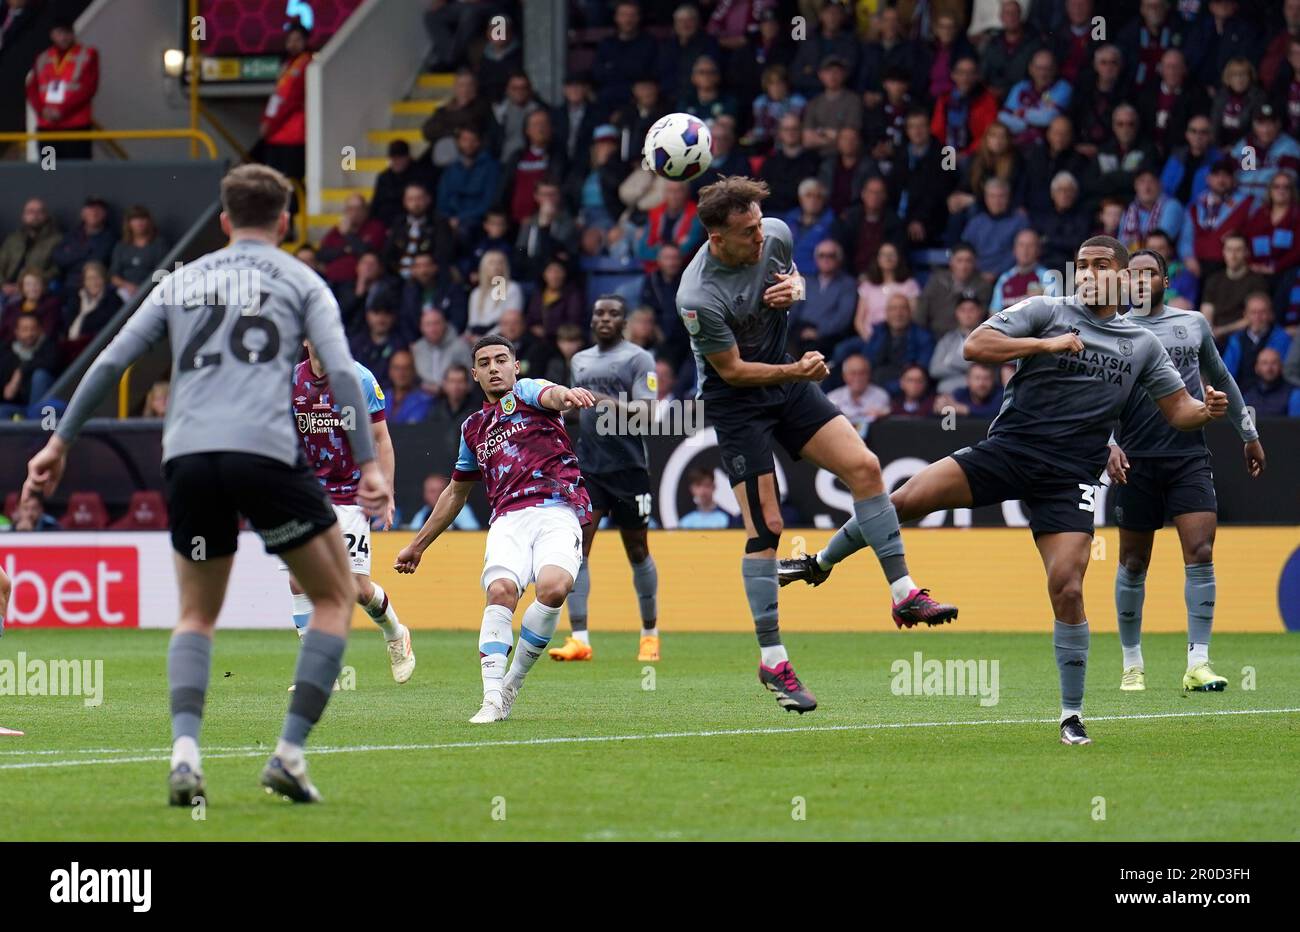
[1077,484,1097,513]
[180,293,281,370]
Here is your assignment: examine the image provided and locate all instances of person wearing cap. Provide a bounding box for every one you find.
[802,55,863,156]
[1230,103,1300,209]
[788,0,859,97]
[1161,114,1222,205]
[257,21,311,184]
[371,140,437,228]
[52,196,116,290]
[350,285,407,389]
[564,123,628,232]
[24,18,98,161]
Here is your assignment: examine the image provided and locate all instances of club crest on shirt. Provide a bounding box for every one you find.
[646,372,658,392]
[373,382,385,401]
[1173,325,1188,340]
[1118,338,1134,357]
[681,309,700,335]
[501,393,516,415]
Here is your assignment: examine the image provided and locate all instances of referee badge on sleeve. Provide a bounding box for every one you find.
[682,309,700,335]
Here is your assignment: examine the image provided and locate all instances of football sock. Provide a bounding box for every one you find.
[817,518,864,569]
[281,629,346,748]
[1185,563,1215,667]
[291,591,312,632]
[743,556,781,650]
[642,626,659,637]
[760,644,789,667]
[568,560,590,633]
[479,603,514,699]
[1115,565,1146,668]
[853,493,916,600]
[168,631,211,745]
[506,601,561,687]
[1054,619,1090,721]
[363,581,400,639]
[631,555,658,627]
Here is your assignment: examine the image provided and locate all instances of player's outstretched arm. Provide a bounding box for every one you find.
[705,346,829,387]
[1155,386,1227,430]
[538,384,597,411]
[393,479,475,573]
[963,327,1083,363]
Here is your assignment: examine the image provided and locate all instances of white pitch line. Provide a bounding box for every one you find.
[1,706,1296,772]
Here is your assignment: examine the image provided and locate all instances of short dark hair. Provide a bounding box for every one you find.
[1223,232,1250,249]
[951,242,976,257]
[1130,248,1168,278]
[686,467,714,486]
[697,175,770,230]
[471,334,514,360]
[220,164,291,230]
[593,293,628,313]
[1079,235,1129,267]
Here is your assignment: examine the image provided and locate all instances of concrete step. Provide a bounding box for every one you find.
[367,128,424,146]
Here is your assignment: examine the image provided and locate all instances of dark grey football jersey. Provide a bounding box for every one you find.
[1115,306,1258,457]
[981,295,1186,480]
[570,339,657,474]
[57,238,375,467]
[676,216,797,404]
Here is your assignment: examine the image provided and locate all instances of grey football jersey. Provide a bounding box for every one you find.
[57,238,375,467]
[570,340,657,474]
[677,216,797,404]
[981,295,1186,479]
[1115,306,1258,457]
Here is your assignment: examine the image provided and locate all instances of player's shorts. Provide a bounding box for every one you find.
[707,380,841,484]
[163,452,336,560]
[1114,454,1217,532]
[952,439,1099,537]
[334,503,373,574]
[585,468,652,530]
[481,504,583,593]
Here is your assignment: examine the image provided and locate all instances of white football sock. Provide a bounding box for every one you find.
[641,626,658,637]
[1122,645,1144,669]
[1188,642,1209,668]
[571,629,590,644]
[506,601,561,688]
[890,575,918,603]
[171,735,200,771]
[479,604,514,699]
[364,582,401,639]
[1061,707,1082,723]
[760,644,789,667]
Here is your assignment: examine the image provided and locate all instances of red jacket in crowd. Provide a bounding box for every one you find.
[1187,189,1252,265]
[931,87,997,158]
[25,42,99,129]
[262,51,311,146]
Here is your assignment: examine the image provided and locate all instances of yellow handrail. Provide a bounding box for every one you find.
[118,364,133,418]
[0,128,219,159]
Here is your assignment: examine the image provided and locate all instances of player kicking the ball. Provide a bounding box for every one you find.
[1108,250,1264,693]
[549,294,663,663]
[394,335,595,722]
[678,177,957,715]
[287,339,414,685]
[856,237,1225,745]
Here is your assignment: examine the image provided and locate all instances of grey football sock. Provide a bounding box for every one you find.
[168,631,212,742]
[281,629,347,748]
[631,556,658,626]
[1054,619,1090,714]
[1185,562,1215,647]
[742,556,781,648]
[568,560,590,632]
[854,492,909,583]
[818,517,866,567]
[1115,565,1146,649]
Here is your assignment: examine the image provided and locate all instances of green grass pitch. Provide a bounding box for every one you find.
[1,629,1297,841]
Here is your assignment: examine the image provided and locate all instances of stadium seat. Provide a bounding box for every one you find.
[59,492,109,530]
[110,491,169,530]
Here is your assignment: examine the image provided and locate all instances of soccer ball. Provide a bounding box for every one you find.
[643,113,713,181]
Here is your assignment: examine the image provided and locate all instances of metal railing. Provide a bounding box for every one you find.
[0,128,219,159]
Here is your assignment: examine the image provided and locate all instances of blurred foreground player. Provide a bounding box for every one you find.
[0,565,19,736]
[23,165,388,802]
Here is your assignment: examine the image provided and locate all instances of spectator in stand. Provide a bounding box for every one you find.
[914,243,992,337]
[826,353,891,434]
[979,0,1041,101]
[990,228,1057,312]
[496,306,555,379]
[384,349,435,425]
[1222,294,1291,385]
[946,121,1024,233]
[370,140,436,227]
[856,6,924,109]
[855,241,919,341]
[929,297,985,393]
[1118,0,1190,92]
[961,178,1028,278]
[817,128,879,216]
[690,116,746,197]
[893,108,954,248]
[1231,103,1300,209]
[553,72,601,174]
[1242,347,1300,415]
[635,180,704,270]
[544,323,586,384]
[11,496,59,531]
[466,249,523,336]
[1082,104,1161,211]
[678,468,736,529]
[923,13,975,102]
[566,124,629,231]
[460,210,513,284]
[1035,171,1091,271]
[431,363,478,428]
[707,0,771,52]
[1,269,60,340]
[350,286,406,388]
[1071,43,1128,158]
[401,252,467,337]
[1162,115,1221,207]
[0,312,58,419]
[759,113,821,215]
[493,71,541,163]
[256,21,310,185]
[625,307,660,355]
[641,243,688,364]
[592,1,659,109]
[1120,168,1187,253]
[296,242,322,277]
[421,69,498,166]
[1051,0,1100,84]
[410,306,471,395]
[678,54,738,125]
[1183,156,1251,279]
[52,196,115,289]
[108,205,167,302]
[525,259,585,340]
[782,178,836,275]
[0,199,59,297]
[863,68,914,171]
[1274,264,1300,333]
[1261,0,1300,89]
[62,260,119,342]
[0,0,38,56]
[386,182,452,278]
[437,126,501,243]
[139,379,168,418]
[998,48,1071,149]
[833,292,934,394]
[514,177,577,282]
[891,363,935,418]
[1243,172,1300,278]
[789,0,860,97]
[801,56,862,157]
[790,238,856,355]
[498,109,565,228]
[424,0,503,72]
[659,3,721,100]
[1210,57,1265,148]
[727,7,796,106]
[318,194,387,287]
[473,12,523,102]
[834,176,905,278]
[1269,38,1300,140]
[25,19,98,161]
[1195,0,1260,89]
[931,54,997,162]
[1138,49,1208,159]
[610,76,667,170]
[407,473,480,531]
[1200,233,1269,340]
[743,64,806,153]
[936,363,1004,418]
[336,250,387,334]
